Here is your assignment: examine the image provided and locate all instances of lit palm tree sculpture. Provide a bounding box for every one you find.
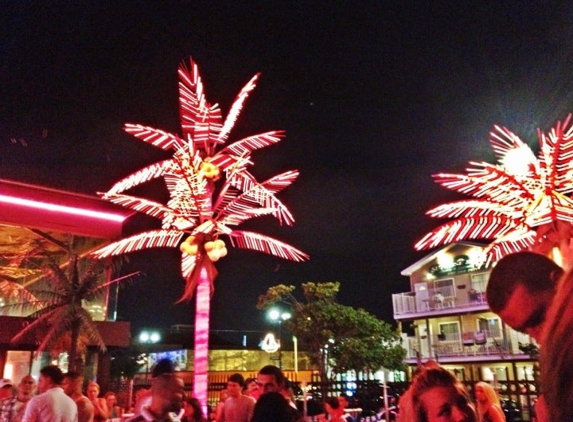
[415,114,573,269]
[92,58,308,409]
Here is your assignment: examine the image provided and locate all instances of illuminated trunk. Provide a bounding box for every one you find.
[193,266,211,415]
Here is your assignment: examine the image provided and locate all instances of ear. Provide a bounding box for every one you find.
[550,269,563,283]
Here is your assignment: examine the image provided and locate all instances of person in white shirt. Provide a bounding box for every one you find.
[22,365,78,422]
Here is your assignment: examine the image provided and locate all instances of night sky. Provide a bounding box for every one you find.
[3,1,573,334]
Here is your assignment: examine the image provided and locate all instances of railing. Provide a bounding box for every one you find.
[403,328,524,361]
[392,288,488,318]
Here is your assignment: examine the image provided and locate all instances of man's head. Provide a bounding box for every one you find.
[38,365,64,393]
[227,373,245,398]
[0,379,13,400]
[151,358,176,377]
[18,375,36,399]
[62,371,83,396]
[487,251,562,341]
[257,365,285,394]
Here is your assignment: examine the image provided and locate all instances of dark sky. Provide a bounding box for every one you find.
[3,1,573,334]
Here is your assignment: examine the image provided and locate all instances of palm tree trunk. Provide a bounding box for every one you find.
[193,266,211,415]
[70,319,80,372]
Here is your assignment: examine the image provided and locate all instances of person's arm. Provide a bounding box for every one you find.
[247,398,255,422]
[215,403,225,422]
[21,398,36,422]
[77,399,95,422]
[92,398,109,420]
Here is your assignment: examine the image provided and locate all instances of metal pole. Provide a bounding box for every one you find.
[294,335,298,373]
[278,320,283,368]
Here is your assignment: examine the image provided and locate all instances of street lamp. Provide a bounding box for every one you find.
[139,330,161,344]
[268,308,291,368]
[138,330,161,377]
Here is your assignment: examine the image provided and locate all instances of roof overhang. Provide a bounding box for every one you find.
[0,179,134,239]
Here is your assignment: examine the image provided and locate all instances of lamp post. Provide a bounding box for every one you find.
[268,308,291,368]
[138,330,161,378]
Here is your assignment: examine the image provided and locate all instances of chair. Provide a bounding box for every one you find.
[432,293,445,309]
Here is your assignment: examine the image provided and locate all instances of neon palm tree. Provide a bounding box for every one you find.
[92,59,308,409]
[415,114,573,269]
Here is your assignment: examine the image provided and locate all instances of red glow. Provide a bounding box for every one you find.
[0,194,127,223]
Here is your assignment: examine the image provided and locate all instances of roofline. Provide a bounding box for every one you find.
[401,241,488,276]
[0,178,136,239]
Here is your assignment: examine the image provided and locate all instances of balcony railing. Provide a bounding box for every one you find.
[393,287,488,318]
[403,328,529,361]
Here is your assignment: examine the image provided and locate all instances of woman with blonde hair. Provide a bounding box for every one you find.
[399,363,477,422]
[86,381,109,422]
[474,382,505,422]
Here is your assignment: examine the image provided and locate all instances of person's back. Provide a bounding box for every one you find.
[251,392,294,422]
[62,371,94,422]
[220,395,255,422]
[22,365,77,422]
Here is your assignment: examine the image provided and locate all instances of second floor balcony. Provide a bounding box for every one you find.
[402,328,534,364]
[392,286,489,320]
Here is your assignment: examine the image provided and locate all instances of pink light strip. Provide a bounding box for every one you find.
[0,194,127,223]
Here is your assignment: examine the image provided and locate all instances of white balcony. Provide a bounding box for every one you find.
[393,286,489,320]
[403,329,531,363]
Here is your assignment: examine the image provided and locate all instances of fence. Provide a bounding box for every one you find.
[111,372,538,421]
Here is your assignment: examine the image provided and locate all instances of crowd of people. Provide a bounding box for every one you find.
[0,366,128,422]
[4,249,573,422]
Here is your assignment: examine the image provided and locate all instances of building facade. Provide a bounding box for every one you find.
[393,242,539,421]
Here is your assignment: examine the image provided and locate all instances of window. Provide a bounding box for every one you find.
[471,273,488,292]
[4,351,32,382]
[438,321,460,342]
[478,317,502,338]
[434,278,455,295]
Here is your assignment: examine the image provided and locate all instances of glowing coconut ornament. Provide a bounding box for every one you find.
[92,58,308,411]
[415,114,573,270]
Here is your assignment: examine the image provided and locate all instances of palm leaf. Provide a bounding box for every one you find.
[216,170,296,226]
[228,231,309,262]
[483,230,537,264]
[414,216,531,250]
[539,114,573,193]
[433,164,535,205]
[218,73,260,144]
[124,123,186,151]
[91,230,185,258]
[177,59,223,152]
[104,160,173,196]
[101,193,178,221]
[426,200,518,219]
[217,131,284,162]
[0,280,42,308]
[489,125,537,165]
[12,305,62,348]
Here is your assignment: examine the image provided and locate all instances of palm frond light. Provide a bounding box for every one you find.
[415,114,573,268]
